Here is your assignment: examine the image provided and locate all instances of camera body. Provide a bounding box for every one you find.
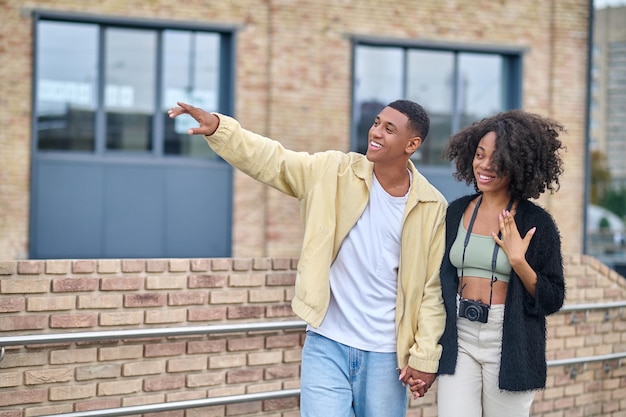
[458,298,490,323]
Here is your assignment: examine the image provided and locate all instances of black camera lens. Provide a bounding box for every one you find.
[459,298,489,323]
[464,304,482,321]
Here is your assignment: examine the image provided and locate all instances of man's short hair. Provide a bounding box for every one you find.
[388,99,430,142]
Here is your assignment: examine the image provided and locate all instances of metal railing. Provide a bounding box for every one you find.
[0,302,624,417]
[559,300,626,312]
[0,320,307,349]
[0,320,307,362]
[2,303,622,352]
[0,320,307,417]
[547,300,626,375]
[37,389,302,417]
[547,351,625,367]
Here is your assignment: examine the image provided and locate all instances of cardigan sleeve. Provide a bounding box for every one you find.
[517,204,565,316]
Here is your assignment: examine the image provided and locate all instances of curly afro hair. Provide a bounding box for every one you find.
[443,110,566,200]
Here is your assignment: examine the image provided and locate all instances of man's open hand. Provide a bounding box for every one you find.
[168,102,220,136]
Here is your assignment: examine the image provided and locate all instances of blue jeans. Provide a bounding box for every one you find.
[300,331,408,417]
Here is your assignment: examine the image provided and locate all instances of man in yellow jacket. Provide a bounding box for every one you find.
[168,100,447,417]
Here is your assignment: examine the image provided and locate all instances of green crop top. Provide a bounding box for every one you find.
[449,218,512,283]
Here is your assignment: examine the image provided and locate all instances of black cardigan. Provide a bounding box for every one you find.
[437,194,565,391]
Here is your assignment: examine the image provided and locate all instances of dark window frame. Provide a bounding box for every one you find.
[31,10,237,161]
[350,36,524,160]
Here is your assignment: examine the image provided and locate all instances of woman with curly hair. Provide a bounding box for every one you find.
[435,110,567,417]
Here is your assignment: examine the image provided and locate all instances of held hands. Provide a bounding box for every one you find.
[167,102,220,136]
[399,366,436,400]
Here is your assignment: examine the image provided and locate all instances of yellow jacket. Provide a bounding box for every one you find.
[206,114,447,373]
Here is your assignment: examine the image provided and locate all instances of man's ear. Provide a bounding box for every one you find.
[406,136,422,154]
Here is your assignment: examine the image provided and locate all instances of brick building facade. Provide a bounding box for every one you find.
[0,0,590,260]
[1,2,611,415]
[0,255,625,417]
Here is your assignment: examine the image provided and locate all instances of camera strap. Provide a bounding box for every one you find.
[459,194,515,308]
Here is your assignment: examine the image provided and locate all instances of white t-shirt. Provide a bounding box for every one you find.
[309,172,410,352]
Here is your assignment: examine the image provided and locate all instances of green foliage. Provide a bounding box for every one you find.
[600,186,626,219]
[599,217,611,230]
[590,150,611,205]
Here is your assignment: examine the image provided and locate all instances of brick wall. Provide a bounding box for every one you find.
[532,254,626,417]
[0,258,302,417]
[1,255,625,417]
[0,0,590,260]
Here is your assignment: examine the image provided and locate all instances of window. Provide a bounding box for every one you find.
[37,21,98,152]
[104,28,157,152]
[352,41,521,166]
[162,31,221,157]
[35,17,233,159]
[31,14,236,260]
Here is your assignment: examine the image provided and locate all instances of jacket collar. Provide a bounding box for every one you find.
[351,155,443,204]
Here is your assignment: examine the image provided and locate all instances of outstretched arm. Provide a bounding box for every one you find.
[168,102,220,136]
[167,101,331,200]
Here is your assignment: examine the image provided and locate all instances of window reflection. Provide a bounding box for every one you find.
[457,53,504,128]
[105,28,156,152]
[36,21,98,151]
[35,19,232,159]
[162,31,220,158]
[407,50,454,165]
[353,46,403,155]
[353,45,511,167]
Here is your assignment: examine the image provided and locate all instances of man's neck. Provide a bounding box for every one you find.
[373,164,411,197]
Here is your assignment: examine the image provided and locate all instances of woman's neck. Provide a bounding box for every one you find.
[478,192,513,211]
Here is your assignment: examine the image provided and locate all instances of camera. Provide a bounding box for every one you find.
[458,298,490,323]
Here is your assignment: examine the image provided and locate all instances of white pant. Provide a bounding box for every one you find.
[437,300,535,417]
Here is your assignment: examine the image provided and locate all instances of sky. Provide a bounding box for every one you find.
[595,0,626,8]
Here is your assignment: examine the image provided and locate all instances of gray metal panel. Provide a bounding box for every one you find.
[165,165,232,257]
[33,160,105,258]
[103,165,166,258]
[30,157,232,259]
